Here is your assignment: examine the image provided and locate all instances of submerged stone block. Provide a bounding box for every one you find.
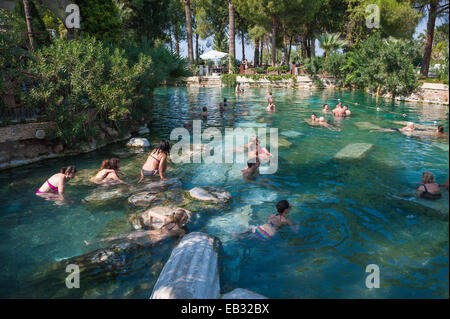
[221,288,268,299]
[150,232,220,299]
[354,122,382,130]
[126,137,150,147]
[129,206,192,230]
[334,143,373,160]
[189,187,231,203]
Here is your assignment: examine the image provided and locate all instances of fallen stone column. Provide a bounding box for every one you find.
[150,232,220,299]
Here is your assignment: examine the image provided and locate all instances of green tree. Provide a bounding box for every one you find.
[317,32,347,61]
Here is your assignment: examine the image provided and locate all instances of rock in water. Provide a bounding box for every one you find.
[135,177,182,194]
[277,137,292,148]
[129,206,192,230]
[354,122,382,130]
[221,288,268,299]
[128,192,157,207]
[434,142,449,152]
[84,186,131,203]
[334,143,373,160]
[281,130,302,138]
[189,187,231,204]
[126,137,150,147]
[150,232,221,299]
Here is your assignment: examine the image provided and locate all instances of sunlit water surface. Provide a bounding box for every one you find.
[0,87,448,298]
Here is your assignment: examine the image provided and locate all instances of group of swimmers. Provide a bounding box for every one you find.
[34,91,449,245]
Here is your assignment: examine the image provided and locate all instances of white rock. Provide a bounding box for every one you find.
[126,137,150,147]
[221,288,268,299]
[281,130,302,138]
[129,206,191,230]
[128,192,157,207]
[189,187,231,203]
[138,127,149,134]
[334,143,373,160]
[150,232,220,299]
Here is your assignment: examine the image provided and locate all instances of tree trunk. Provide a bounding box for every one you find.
[421,0,438,77]
[254,38,259,67]
[175,32,180,56]
[228,1,235,69]
[271,15,277,66]
[301,24,308,59]
[259,38,263,66]
[287,35,293,63]
[282,26,288,65]
[195,33,199,64]
[310,36,315,57]
[169,26,173,52]
[23,0,35,51]
[241,30,245,62]
[183,0,194,65]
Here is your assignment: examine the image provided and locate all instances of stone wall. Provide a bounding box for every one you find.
[0,121,133,171]
[380,82,449,105]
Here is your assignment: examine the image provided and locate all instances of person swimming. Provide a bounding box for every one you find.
[90,159,117,184]
[84,209,189,246]
[372,122,415,133]
[343,105,351,116]
[310,113,333,128]
[322,104,330,113]
[245,136,273,162]
[436,125,448,137]
[36,166,76,196]
[220,98,227,111]
[138,140,170,183]
[416,171,442,200]
[233,200,298,240]
[267,101,276,111]
[200,106,209,117]
[242,157,260,181]
[332,102,344,117]
[267,91,273,105]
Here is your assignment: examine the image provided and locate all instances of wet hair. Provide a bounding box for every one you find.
[109,158,120,170]
[202,106,207,112]
[154,140,171,155]
[276,200,290,215]
[60,166,76,176]
[100,159,110,169]
[344,105,348,109]
[172,209,189,226]
[422,172,435,184]
[438,125,444,133]
[224,98,227,102]
[312,113,317,117]
[247,158,258,168]
[323,104,328,109]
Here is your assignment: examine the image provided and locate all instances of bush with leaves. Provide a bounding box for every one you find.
[342,34,420,97]
[322,53,347,86]
[23,37,152,147]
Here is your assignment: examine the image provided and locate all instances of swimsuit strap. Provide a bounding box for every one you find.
[150,152,161,163]
[47,180,58,191]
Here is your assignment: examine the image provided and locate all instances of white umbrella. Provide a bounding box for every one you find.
[200,50,228,60]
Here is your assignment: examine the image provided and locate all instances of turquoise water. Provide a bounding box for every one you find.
[0,87,448,298]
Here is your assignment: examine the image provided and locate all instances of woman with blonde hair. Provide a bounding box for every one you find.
[90,159,116,183]
[416,172,441,200]
[84,209,189,245]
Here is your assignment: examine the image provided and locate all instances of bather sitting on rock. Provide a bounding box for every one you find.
[138,140,170,183]
[371,122,415,134]
[242,158,260,181]
[416,172,442,200]
[90,159,119,184]
[233,200,299,240]
[84,209,189,246]
[102,158,127,184]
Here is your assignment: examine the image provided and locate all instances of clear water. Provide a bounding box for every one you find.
[0,87,448,298]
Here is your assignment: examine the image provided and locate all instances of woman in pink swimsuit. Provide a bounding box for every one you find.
[36,166,77,196]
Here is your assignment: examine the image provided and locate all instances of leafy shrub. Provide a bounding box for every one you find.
[267,65,290,73]
[342,34,420,97]
[255,67,266,74]
[23,37,151,147]
[323,53,347,86]
[221,74,237,87]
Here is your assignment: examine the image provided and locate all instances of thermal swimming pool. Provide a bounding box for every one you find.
[0,87,448,298]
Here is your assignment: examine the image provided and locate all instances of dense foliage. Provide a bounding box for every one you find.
[22,37,190,146]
